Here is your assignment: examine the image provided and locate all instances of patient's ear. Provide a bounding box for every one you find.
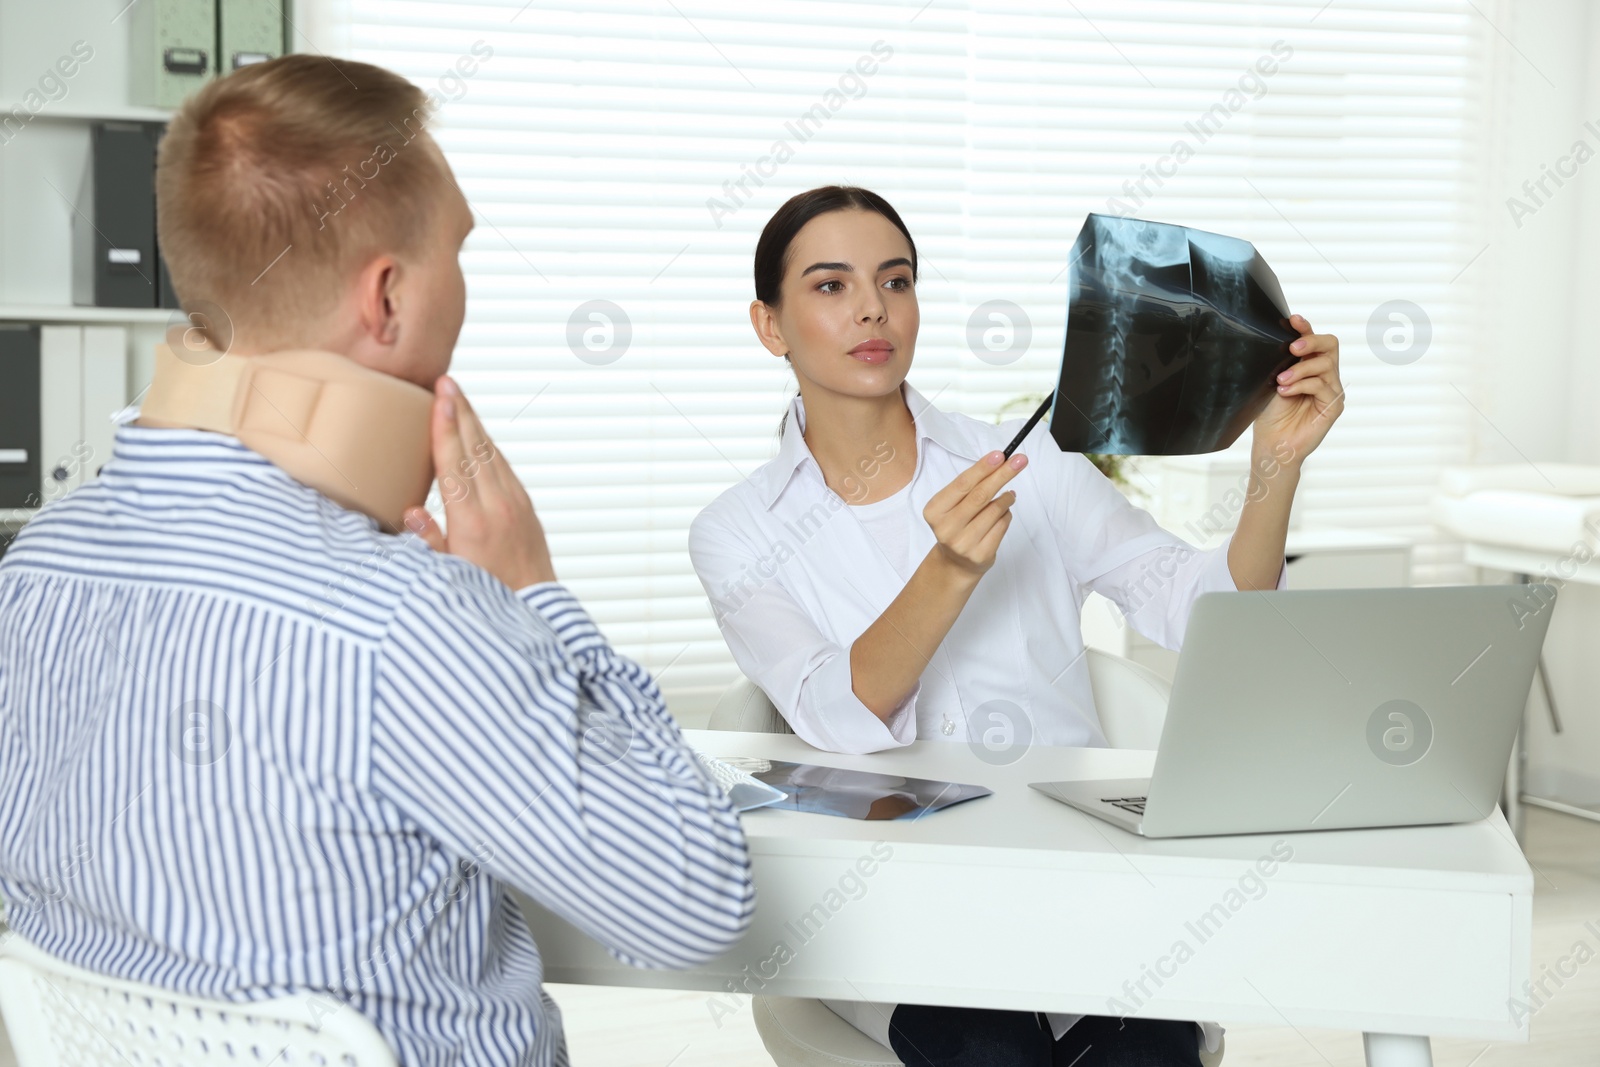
[355,255,403,346]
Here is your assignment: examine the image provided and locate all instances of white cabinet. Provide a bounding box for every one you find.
[1082,526,1414,682]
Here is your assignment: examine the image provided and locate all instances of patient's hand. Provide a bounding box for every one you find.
[403,375,558,591]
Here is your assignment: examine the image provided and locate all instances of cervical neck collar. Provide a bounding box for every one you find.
[138,343,435,534]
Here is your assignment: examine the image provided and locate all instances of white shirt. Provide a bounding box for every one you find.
[688,382,1283,1054]
[0,424,756,1067]
[688,381,1286,757]
[849,480,919,581]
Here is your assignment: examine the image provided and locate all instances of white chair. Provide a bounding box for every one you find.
[0,930,396,1067]
[709,649,1223,1067]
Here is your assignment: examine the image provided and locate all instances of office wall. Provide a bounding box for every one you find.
[1478,1,1600,805]
[1572,7,1600,468]
[1555,3,1600,806]
[1478,1,1595,466]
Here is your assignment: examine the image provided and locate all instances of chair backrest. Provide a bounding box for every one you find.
[0,931,397,1067]
[707,676,793,734]
[1084,647,1173,750]
[707,648,1172,748]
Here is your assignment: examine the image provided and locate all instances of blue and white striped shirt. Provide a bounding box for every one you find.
[0,421,755,1065]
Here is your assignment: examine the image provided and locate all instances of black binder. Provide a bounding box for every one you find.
[0,325,42,512]
[73,122,172,309]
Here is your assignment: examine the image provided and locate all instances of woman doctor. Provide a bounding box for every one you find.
[687,186,1343,1067]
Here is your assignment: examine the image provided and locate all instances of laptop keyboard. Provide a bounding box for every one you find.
[1101,796,1147,815]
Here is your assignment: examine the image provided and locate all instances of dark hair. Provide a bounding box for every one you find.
[756,186,919,439]
[753,185,918,307]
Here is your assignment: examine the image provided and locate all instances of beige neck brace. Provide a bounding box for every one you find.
[137,343,435,534]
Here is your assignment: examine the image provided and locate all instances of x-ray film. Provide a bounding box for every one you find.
[748,760,992,820]
[1048,213,1301,456]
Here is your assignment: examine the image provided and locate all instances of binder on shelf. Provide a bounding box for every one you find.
[72,123,167,310]
[81,327,129,484]
[38,327,83,500]
[0,326,43,512]
[220,0,287,72]
[129,0,219,109]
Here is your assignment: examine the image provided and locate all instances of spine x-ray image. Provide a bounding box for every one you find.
[1048,213,1301,456]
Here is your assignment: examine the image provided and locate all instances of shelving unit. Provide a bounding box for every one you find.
[0,305,173,324]
[2,0,298,315]
[28,104,174,124]
[1,1,191,469]
[1,2,187,314]
[0,0,294,543]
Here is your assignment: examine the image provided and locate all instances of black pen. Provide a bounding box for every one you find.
[1002,392,1054,459]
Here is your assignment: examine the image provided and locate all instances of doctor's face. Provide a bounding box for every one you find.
[758,208,920,402]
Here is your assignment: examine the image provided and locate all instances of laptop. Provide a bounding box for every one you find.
[1031,584,1556,837]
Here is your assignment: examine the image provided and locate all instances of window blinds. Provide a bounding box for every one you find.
[316,0,1492,716]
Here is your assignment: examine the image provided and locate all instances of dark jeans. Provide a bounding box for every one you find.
[887,1005,1203,1067]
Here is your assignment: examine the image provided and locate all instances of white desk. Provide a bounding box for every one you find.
[517,730,1532,1067]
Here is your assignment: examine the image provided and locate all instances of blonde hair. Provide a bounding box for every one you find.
[156,54,449,347]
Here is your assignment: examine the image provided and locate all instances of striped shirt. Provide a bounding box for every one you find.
[0,421,755,1065]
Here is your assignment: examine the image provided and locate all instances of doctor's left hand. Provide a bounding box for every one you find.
[1251,313,1343,468]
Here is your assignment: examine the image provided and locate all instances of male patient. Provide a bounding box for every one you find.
[0,55,753,1065]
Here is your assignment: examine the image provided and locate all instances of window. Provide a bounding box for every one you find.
[311,0,1493,715]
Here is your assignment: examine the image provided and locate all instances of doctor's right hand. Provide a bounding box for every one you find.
[922,450,1027,582]
[403,374,558,592]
